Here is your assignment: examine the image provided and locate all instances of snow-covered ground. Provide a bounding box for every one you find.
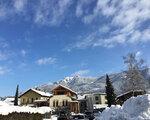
[97,94,150,120]
[0,101,52,115]
[1,94,150,120]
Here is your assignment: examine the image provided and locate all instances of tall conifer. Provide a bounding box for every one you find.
[105,74,116,107]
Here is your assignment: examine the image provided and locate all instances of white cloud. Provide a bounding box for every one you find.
[0,66,10,75]
[76,0,93,17]
[0,0,73,26]
[21,49,27,57]
[71,69,90,76]
[136,51,142,58]
[13,0,27,12]
[36,57,57,65]
[0,52,8,61]
[35,0,72,26]
[68,0,150,50]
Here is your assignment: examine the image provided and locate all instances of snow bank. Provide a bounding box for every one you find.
[98,94,150,120]
[0,101,52,115]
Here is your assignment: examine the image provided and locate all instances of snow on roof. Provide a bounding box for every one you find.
[20,88,52,98]
[31,88,52,97]
[52,84,77,94]
[116,90,145,98]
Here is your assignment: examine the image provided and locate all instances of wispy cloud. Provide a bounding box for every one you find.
[71,69,90,76]
[13,0,27,12]
[0,0,149,50]
[0,38,11,61]
[36,57,57,65]
[0,66,10,75]
[0,0,72,26]
[35,0,72,26]
[136,51,142,58]
[20,49,27,57]
[0,52,8,61]
[67,0,150,50]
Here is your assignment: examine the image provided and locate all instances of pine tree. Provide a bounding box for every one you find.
[105,74,116,107]
[14,85,19,106]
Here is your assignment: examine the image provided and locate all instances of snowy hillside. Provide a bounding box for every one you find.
[37,69,150,95]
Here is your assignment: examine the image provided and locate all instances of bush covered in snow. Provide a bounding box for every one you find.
[97,94,150,120]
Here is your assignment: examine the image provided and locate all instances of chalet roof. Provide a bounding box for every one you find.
[19,88,52,98]
[116,90,145,99]
[52,84,77,95]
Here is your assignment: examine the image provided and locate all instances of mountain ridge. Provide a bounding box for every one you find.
[37,68,150,95]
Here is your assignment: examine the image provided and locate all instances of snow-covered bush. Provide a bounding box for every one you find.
[98,94,150,120]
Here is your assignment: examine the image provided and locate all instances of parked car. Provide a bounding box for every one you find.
[71,114,88,120]
[93,109,101,116]
[84,111,95,120]
[58,111,70,120]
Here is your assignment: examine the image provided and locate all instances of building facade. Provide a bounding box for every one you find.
[49,85,79,113]
[19,89,51,106]
[92,93,107,104]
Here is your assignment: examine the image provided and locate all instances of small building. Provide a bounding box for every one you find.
[49,85,79,113]
[77,93,107,113]
[77,95,87,113]
[19,88,52,106]
[69,101,80,113]
[116,90,146,105]
[92,93,107,104]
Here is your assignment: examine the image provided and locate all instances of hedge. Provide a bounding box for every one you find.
[0,112,43,120]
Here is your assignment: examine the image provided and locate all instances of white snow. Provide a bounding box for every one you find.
[93,104,107,109]
[0,101,52,115]
[31,89,52,97]
[97,94,150,120]
[43,115,58,120]
[3,97,21,106]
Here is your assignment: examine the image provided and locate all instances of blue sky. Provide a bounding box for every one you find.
[0,0,150,96]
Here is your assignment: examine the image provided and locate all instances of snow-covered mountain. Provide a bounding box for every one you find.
[37,68,150,95]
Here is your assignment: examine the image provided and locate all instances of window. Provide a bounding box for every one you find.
[56,101,59,107]
[22,98,25,103]
[57,91,65,95]
[62,100,65,106]
[53,101,55,107]
[66,100,68,106]
[27,98,29,103]
[95,96,99,101]
[31,98,34,103]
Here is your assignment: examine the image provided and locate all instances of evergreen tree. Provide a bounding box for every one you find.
[14,85,19,106]
[105,74,116,107]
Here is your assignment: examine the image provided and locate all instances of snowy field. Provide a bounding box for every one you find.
[0,101,52,115]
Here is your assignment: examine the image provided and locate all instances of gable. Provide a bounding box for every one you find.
[52,85,77,95]
[19,89,42,98]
